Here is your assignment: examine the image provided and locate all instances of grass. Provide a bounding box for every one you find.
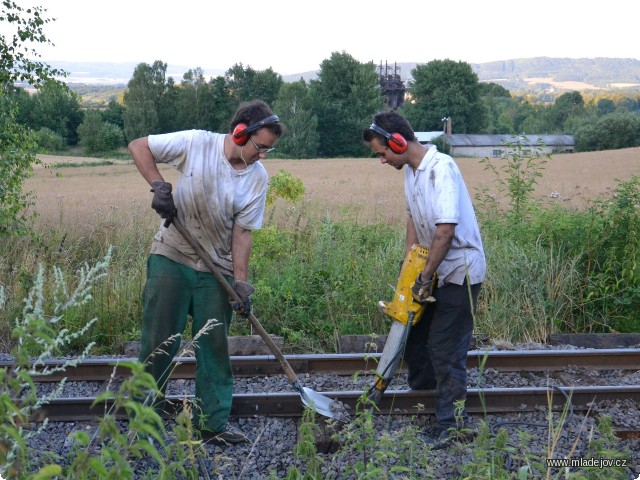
[52,160,115,168]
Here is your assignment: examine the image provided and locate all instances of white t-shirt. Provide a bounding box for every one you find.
[404,145,486,286]
[147,130,268,275]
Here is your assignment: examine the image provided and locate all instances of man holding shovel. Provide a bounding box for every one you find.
[129,99,283,444]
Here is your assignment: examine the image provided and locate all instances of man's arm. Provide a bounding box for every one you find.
[406,216,419,254]
[230,223,255,317]
[421,223,455,281]
[231,223,252,282]
[129,137,165,186]
[129,136,176,220]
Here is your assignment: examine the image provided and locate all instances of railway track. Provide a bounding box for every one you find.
[5,348,640,427]
[7,347,640,382]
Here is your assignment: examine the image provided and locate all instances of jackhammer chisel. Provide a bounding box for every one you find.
[367,244,435,406]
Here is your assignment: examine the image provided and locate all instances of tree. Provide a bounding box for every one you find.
[596,98,616,116]
[273,80,319,158]
[480,82,511,98]
[77,110,125,154]
[575,112,640,151]
[402,59,487,134]
[77,110,103,153]
[480,82,515,134]
[101,98,126,129]
[203,75,235,133]
[123,60,167,140]
[174,67,212,130]
[33,127,65,152]
[226,63,283,107]
[551,91,585,132]
[0,2,64,87]
[29,81,83,145]
[309,51,383,157]
[158,76,180,133]
[0,1,65,235]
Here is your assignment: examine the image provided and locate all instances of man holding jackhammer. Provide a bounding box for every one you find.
[363,111,485,448]
[129,99,283,444]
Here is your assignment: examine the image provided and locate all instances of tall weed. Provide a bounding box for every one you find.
[580,176,640,332]
[0,249,216,478]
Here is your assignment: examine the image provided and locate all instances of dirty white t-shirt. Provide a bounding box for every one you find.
[147,130,268,275]
[404,145,486,287]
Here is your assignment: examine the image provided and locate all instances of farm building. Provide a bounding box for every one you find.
[418,118,575,158]
[443,134,575,158]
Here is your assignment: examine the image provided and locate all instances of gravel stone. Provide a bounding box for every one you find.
[7,344,640,478]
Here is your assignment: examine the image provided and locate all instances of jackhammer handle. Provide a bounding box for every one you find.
[171,217,300,384]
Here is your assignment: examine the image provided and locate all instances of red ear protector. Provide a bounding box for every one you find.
[369,123,408,154]
[232,114,280,146]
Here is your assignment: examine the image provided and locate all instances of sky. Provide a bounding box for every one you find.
[12,0,640,77]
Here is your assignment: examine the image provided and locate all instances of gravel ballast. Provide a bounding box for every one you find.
[8,344,640,478]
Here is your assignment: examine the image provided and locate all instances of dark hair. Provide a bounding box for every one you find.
[362,111,416,143]
[230,99,284,137]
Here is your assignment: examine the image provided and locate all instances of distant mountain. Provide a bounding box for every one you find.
[473,57,640,91]
[50,57,640,94]
[283,57,640,92]
[46,60,224,85]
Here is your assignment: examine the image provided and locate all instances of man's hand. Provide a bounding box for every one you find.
[411,273,436,304]
[150,180,176,220]
[231,280,256,318]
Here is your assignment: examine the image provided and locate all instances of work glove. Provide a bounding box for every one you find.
[411,273,436,304]
[231,280,255,318]
[150,180,176,221]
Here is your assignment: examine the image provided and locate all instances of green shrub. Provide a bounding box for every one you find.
[580,176,640,332]
[78,111,125,154]
[33,127,66,152]
[247,219,403,352]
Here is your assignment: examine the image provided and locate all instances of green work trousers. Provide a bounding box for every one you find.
[139,254,233,432]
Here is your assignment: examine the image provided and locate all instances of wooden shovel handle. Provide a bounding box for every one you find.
[171,217,300,385]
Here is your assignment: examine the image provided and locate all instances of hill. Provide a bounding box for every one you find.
[473,57,640,92]
[46,60,225,84]
[284,58,640,92]
[54,57,640,104]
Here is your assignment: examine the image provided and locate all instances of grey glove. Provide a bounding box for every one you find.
[411,273,436,304]
[150,180,176,220]
[231,280,256,318]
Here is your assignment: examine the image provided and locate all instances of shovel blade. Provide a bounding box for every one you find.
[301,387,337,418]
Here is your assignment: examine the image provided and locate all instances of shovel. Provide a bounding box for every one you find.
[171,217,338,419]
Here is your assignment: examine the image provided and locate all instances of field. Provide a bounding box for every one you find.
[29,147,640,231]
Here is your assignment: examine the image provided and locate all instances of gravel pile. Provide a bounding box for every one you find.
[8,345,640,478]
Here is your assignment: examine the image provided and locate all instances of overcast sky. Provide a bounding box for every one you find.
[19,0,640,76]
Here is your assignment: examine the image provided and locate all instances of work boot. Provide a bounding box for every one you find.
[200,425,249,445]
[423,424,476,450]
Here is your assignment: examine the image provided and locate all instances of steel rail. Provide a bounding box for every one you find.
[3,348,640,383]
[30,385,640,422]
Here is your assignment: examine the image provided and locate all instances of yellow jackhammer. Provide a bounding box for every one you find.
[367,244,435,405]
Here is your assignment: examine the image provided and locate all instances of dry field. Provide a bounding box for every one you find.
[27,147,640,231]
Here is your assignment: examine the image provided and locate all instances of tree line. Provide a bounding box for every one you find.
[5,56,640,159]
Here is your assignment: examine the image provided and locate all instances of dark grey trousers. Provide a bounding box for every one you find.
[404,281,481,430]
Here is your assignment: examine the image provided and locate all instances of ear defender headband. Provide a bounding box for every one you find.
[233,114,280,146]
[369,123,408,154]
